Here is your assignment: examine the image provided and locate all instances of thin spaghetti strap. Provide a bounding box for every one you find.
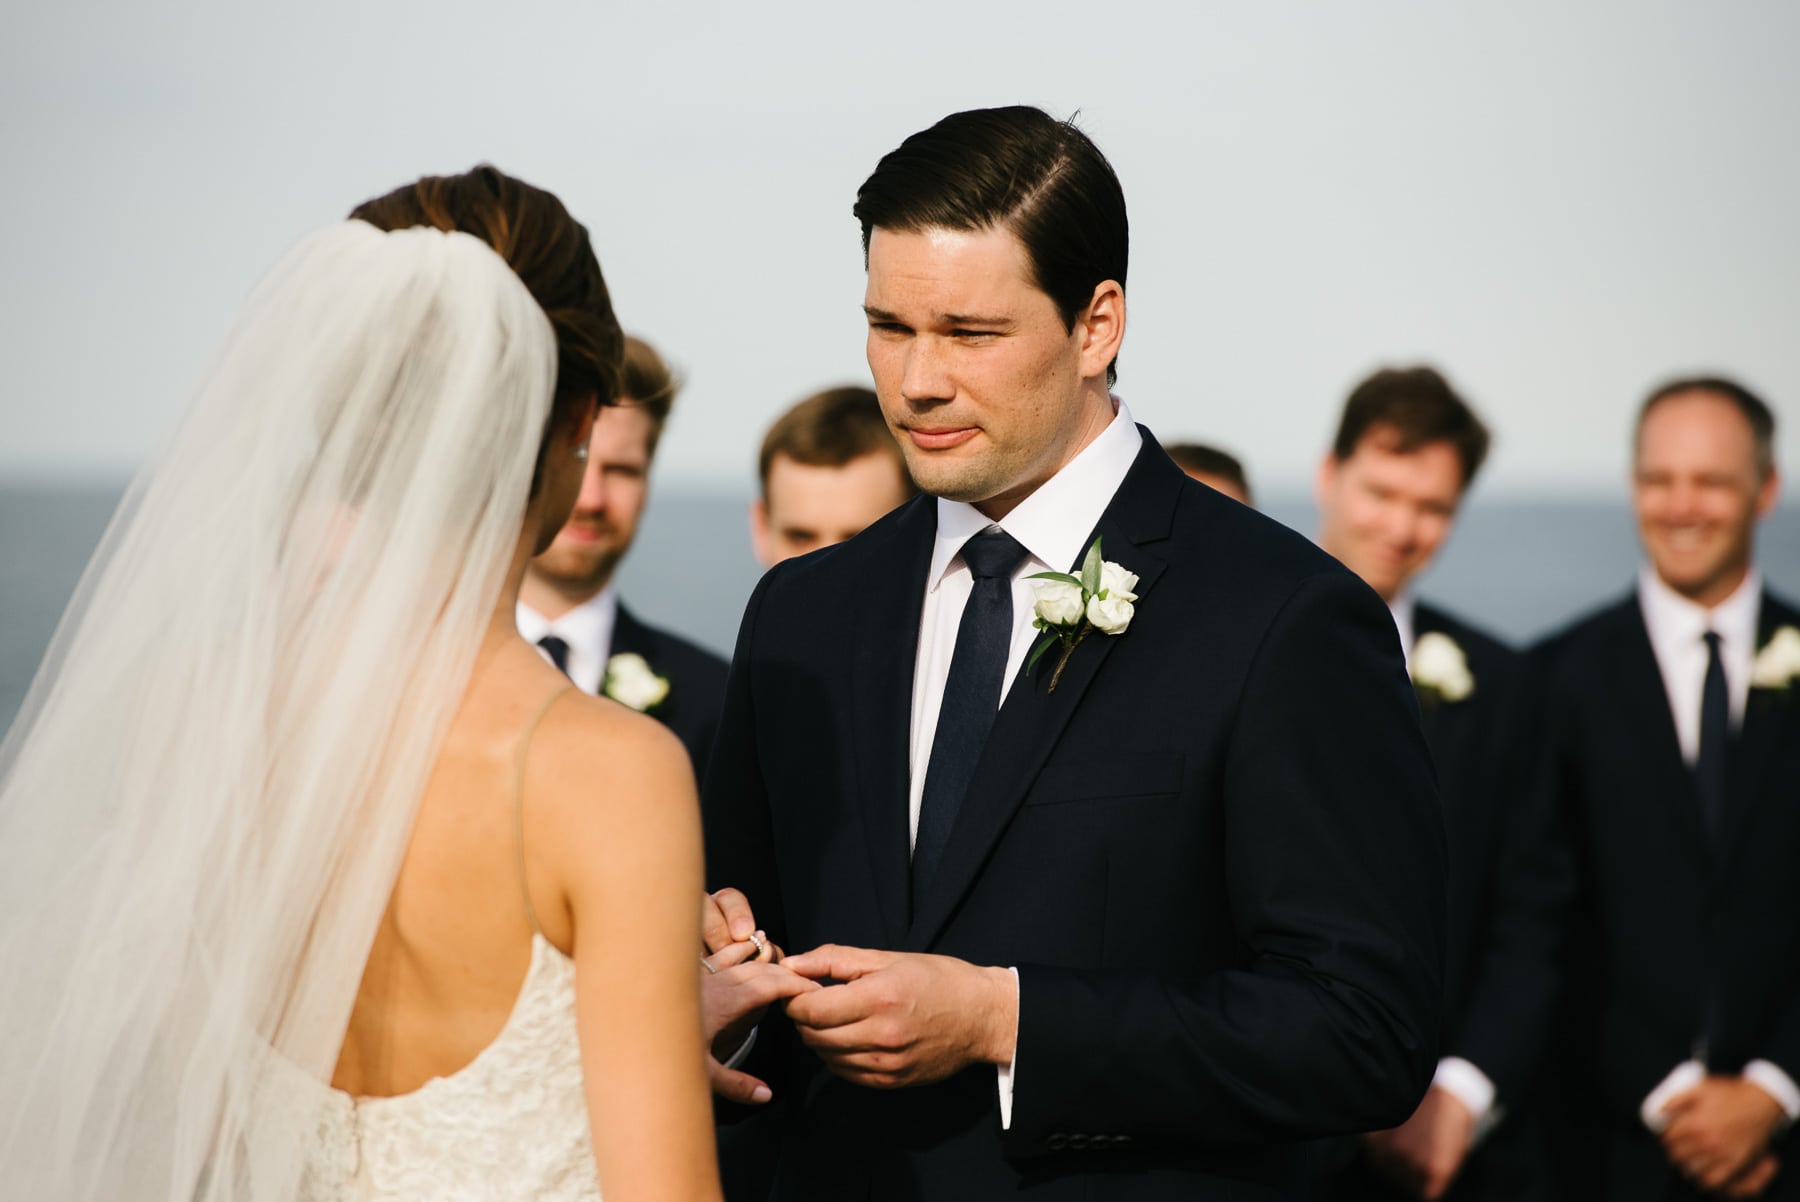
[513,685,572,939]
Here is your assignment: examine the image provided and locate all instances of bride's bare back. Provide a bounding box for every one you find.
[332,633,719,1199]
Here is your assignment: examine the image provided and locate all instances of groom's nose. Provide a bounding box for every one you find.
[899,338,955,405]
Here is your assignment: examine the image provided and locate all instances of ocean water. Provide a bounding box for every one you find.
[4,483,1797,734]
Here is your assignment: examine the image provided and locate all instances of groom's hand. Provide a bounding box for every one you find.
[781,945,1017,1089]
[701,886,760,954]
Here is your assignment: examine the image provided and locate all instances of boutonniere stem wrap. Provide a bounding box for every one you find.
[1027,537,1138,693]
[1750,626,1800,694]
[603,652,670,712]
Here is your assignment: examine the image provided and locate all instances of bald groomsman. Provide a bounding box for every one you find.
[1539,377,1799,1202]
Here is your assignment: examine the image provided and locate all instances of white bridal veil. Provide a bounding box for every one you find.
[0,220,557,1199]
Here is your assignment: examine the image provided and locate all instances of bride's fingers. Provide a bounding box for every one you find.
[707,1059,774,1105]
[701,937,761,975]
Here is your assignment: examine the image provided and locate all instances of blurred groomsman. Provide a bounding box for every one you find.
[749,385,915,567]
[1316,366,1568,1202]
[1538,377,1799,1201]
[519,335,728,774]
[1166,440,1255,506]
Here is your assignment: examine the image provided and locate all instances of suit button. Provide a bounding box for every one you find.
[1047,1134,1067,1152]
[1069,1133,1090,1150]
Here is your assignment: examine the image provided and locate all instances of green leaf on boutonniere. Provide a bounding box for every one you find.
[1026,631,1060,673]
[1026,570,1083,587]
[1080,538,1104,595]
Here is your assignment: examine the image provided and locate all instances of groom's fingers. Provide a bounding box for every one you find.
[785,974,886,1031]
[782,943,891,983]
[702,887,757,952]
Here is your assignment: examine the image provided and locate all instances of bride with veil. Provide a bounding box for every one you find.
[0,167,723,1200]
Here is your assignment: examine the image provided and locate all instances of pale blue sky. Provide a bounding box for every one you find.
[3,1,1796,496]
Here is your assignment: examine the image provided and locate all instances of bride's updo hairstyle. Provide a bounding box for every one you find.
[350,165,623,489]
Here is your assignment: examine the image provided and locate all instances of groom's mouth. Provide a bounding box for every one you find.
[906,426,979,451]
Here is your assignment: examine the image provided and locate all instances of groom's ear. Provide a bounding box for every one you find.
[1074,281,1125,384]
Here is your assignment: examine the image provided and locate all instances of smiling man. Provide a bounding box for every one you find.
[1314,368,1568,1202]
[517,335,727,774]
[1538,377,1800,1202]
[701,105,1446,1200]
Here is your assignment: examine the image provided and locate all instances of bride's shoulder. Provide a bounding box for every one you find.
[526,690,699,843]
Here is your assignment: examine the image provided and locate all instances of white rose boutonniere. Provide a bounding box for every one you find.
[1412,631,1475,703]
[1027,537,1139,693]
[1750,626,1800,694]
[603,652,670,712]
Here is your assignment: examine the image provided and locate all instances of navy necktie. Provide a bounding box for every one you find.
[912,528,1030,906]
[1696,630,1728,844]
[538,635,572,678]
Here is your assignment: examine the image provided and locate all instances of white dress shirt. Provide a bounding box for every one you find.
[516,586,618,696]
[1632,567,1800,1128]
[1638,566,1760,765]
[908,400,1143,1128]
[1385,590,1502,1141]
[1389,589,1417,677]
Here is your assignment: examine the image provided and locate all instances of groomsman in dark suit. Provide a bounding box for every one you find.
[1539,377,1799,1201]
[1313,367,1569,1202]
[701,105,1447,1200]
[518,334,728,773]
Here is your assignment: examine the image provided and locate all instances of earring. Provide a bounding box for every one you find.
[574,444,589,462]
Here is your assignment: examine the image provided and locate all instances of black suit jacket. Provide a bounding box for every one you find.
[703,435,1447,1201]
[609,601,728,777]
[1327,605,1568,1202]
[1538,589,1800,1202]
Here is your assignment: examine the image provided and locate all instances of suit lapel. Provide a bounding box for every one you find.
[903,441,1180,951]
[1410,606,1446,750]
[608,601,651,663]
[1717,593,1795,874]
[853,498,937,943]
[1608,601,1713,872]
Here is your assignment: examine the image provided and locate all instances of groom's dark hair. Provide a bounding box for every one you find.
[854,106,1129,387]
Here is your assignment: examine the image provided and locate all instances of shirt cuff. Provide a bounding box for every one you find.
[1642,1059,1706,1133]
[722,1026,757,1070]
[996,967,1020,1130]
[1744,1061,1800,1124]
[1434,1057,1501,1145]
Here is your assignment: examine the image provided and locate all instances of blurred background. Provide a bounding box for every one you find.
[4,0,1797,727]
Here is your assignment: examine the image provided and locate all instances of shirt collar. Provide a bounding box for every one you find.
[926,399,1144,589]
[1388,587,1418,653]
[517,584,618,660]
[1637,564,1761,652]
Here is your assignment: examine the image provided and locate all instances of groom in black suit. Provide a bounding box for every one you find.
[702,106,1446,1200]
[1311,367,1569,1202]
[1538,378,1800,1201]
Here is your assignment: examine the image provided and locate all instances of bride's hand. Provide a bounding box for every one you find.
[701,935,816,1104]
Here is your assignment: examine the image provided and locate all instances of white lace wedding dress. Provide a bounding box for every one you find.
[299,933,599,1201]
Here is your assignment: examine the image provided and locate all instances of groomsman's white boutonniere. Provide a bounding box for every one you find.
[603,652,670,712]
[1412,631,1475,703]
[1750,626,1800,695]
[1027,537,1138,693]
